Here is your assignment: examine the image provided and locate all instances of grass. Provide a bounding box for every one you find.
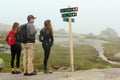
[103,38,120,62]
[0,44,120,73]
[104,43,120,62]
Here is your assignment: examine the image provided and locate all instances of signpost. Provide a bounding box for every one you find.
[60,6,78,72]
[60,7,78,13]
[62,12,77,18]
[63,18,75,22]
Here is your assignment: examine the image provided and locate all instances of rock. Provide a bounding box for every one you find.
[114,52,120,61]
[0,43,4,48]
[0,58,5,70]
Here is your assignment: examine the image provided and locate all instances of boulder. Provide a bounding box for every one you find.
[0,58,5,70]
[114,52,120,61]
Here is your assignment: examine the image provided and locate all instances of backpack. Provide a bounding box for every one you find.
[17,24,28,43]
[39,28,53,44]
[39,29,45,42]
[6,30,16,46]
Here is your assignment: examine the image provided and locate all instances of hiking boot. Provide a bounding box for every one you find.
[27,72,37,76]
[11,71,16,74]
[16,71,21,74]
[44,70,52,74]
[24,73,28,76]
[44,65,52,74]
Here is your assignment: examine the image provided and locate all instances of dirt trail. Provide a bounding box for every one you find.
[85,39,118,64]
[1,68,120,80]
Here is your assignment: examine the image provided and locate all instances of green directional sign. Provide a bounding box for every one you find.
[60,7,78,13]
[62,13,77,18]
[63,18,69,22]
[63,18,75,22]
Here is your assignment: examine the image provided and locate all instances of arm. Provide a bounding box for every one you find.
[51,35,54,46]
[45,28,54,46]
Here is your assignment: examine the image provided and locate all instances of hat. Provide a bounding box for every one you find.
[27,15,36,20]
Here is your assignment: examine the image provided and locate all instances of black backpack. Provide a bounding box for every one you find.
[39,29,45,42]
[39,28,53,43]
[17,24,28,43]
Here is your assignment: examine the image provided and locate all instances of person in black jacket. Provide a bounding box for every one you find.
[40,20,54,74]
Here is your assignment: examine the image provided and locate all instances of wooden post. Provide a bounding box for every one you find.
[68,10,74,72]
[60,6,78,72]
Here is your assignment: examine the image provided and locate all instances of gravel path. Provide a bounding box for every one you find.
[1,68,120,80]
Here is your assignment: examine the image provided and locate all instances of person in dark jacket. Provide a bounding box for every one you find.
[7,22,22,74]
[40,20,54,74]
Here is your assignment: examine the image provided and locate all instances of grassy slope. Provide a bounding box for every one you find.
[104,44,120,62]
[103,38,120,62]
[0,44,120,73]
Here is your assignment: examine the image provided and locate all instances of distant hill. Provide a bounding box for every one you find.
[0,23,11,32]
[100,27,118,39]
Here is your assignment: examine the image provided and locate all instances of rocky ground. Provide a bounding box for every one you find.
[1,68,120,80]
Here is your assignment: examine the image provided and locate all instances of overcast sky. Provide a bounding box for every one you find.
[0,0,120,35]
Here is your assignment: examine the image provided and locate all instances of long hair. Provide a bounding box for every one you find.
[43,20,53,36]
[12,22,19,33]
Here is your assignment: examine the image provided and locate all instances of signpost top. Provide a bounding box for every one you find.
[60,7,78,13]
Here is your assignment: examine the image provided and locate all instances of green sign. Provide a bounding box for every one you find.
[63,18,75,22]
[62,13,77,18]
[60,7,78,13]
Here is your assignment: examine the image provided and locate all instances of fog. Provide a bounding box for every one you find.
[0,0,120,35]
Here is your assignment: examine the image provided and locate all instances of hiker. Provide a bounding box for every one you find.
[6,22,22,74]
[23,15,37,76]
[39,20,54,74]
